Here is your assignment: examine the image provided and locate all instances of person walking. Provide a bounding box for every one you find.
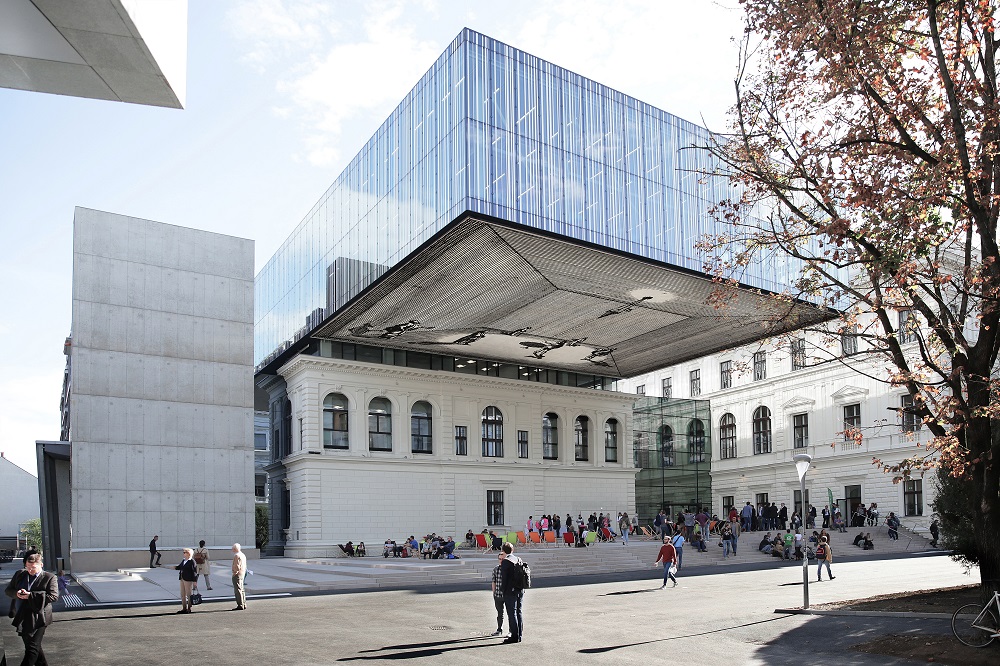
[175,548,198,613]
[194,540,212,590]
[149,535,162,567]
[654,535,678,588]
[231,543,247,611]
[670,530,685,569]
[816,536,835,581]
[489,552,506,637]
[620,512,630,546]
[929,519,940,547]
[5,552,58,666]
[498,542,525,643]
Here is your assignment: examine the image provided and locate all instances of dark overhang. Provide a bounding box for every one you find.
[280,212,836,379]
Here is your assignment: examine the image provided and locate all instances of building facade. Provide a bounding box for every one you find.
[0,453,39,542]
[620,331,937,530]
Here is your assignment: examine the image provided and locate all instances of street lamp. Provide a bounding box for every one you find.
[793,453,812,609]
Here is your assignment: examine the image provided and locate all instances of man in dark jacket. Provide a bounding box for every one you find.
[5,552,58,665]
[498,543,524,643]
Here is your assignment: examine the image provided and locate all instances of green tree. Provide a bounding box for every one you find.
[255,504,269,550]
[704,1,1000,597]
[20,518,42,552]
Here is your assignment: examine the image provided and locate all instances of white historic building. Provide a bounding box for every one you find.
[620,330,937,530]
[260,354,637,558]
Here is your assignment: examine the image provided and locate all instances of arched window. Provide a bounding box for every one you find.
[482,406,503,457]
[410,401,432,454]
[604,419,619,462]
[753,406,772,454]
[368,397,392,451]
[659,425,674,467]
[719,413,736,459]
[687,419,706,463]
[542,413,558,460]
[323,393,349,449]
[575,416,590,461]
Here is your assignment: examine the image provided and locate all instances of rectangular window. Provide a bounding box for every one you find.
[689,369,701,397]
[487,490,504,526]
[517,430,529,459]
[843,403,861,441]
[254,474,266,501]
[901,394,919,432]
[720,360,732,389]
[755,492,769,508]
[454,426,468,456]
[722,496,735,513]
[898,309,917,344]
[254,433,268,450]
[792,414,809,449]
[791,339,806,371]
[753,351,767,381]
[793,489,810,509]
[636,384,645,395]
[368,413,392,451]
[662,377,672,399]
[904,479,923,516]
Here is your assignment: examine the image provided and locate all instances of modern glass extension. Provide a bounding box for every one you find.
[254,28,800,371]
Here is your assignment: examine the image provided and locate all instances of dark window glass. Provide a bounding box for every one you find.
[687,419,705,462]
[662,377,672,399]
[791,339,806,370]
[368,397,392,451]
[542,413,558,460]
[323,393,349,449]
[793,413,808,448]
[659,425,674,467]
[753,351,767,381]
[455,425,468,456]
[482,406,503,457]
[720,361,732,389]
[841,327,858,355]
[690,369,701,397]
[254,433,268,451]
[904,479,923,516]
[604,419,619,462]
[517,430,529,459]
[636,384,645,395]
[487,490,504,526]
[901,394,919,432]
[575,416,590,461]
[411,400,432,454]
[719,413,736,459]
[843,403,861,441]
[753,406,772,454]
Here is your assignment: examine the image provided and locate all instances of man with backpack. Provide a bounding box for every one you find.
[499,542,528,644]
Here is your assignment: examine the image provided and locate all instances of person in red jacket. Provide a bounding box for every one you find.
[654,536,678,588]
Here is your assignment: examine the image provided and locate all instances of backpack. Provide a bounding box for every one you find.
[816,544,826,558]
[510,559,531,590]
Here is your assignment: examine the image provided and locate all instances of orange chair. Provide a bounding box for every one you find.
[516,531,528,547]
[543,531,556,545]
[474,533,490,552]
[528,531,542,546]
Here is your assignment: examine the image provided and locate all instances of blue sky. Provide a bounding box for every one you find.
[0,0,745,474]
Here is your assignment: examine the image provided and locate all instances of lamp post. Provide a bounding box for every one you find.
[793,453,812,609]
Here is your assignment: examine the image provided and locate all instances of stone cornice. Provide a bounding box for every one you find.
[280,451,638,476]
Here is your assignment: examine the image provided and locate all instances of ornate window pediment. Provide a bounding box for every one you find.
[832,385,868,405]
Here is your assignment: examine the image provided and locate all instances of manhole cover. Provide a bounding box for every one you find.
[429,626,451,631]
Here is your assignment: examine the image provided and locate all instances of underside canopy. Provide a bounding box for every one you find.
[311,215,835,378]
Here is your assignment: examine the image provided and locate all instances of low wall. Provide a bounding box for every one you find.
[70,547,260,572]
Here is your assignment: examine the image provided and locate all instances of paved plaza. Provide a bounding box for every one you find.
[1,554,977,665]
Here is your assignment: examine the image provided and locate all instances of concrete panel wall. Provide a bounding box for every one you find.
[69,208,254,564]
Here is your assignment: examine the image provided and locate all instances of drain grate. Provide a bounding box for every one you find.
[429,625,451,631]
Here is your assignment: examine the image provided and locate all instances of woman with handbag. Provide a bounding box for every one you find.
[194,540,212,590]
[175,548,198,613]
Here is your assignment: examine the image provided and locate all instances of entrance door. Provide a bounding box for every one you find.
[844,485,862,524]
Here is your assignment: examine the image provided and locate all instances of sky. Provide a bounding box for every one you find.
[0,0,746,475]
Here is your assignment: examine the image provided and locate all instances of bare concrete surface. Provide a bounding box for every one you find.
[0,556,979,665]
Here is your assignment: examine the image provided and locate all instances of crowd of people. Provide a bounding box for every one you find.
[379,534,458,559]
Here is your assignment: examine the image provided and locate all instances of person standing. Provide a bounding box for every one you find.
[194,540,212,590]
[149,535,162,567]
[822,505,831,529]
[175,548,198,613]
[654,535,678,588]
[498,542,524,643]
[619,512,630,546]
[231,543,247,611]
[929,519,940,547]
[5,552,58,666]
[740,502,753,532]
[816,536,835,581]
[489,552,506,637]
[778,503,788,530]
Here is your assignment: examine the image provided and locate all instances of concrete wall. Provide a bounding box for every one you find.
[272,355,637,556]
[69,208,255,568]
[0,455,38,539]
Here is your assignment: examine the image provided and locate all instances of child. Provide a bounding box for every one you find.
[57,569,70,595]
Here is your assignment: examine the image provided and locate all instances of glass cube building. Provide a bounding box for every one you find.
[255,28,813,374]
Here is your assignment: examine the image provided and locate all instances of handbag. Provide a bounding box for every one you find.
[190,592,202,606]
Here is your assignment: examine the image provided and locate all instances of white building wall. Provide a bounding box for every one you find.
[69,208,255,566]
[621,333,936,528]
[0,455,39,538]
[276,355,637,556]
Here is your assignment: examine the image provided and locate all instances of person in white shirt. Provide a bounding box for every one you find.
[231,543,247,611]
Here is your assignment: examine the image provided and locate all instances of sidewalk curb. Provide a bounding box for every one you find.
[774,608,953,619]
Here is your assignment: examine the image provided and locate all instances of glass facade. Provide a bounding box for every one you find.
[632,396,712,525]
[255,28,798,370]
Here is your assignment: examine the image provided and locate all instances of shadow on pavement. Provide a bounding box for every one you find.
[54,608,234,623]
[579,615,794,654]
[599,588,659,596]
[340,636,498,660]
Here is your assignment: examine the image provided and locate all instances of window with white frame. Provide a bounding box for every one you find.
[753,406,772,454]
[753,351,767,381]
[482,407,503,457]
[843,403,861,441]
[901,394,920,432]
[690,369,701,397]
[720,360,732,389]
[792,413,809,448]
[662,377,672,399]
[791,338,806,370]
[719,413,736,459]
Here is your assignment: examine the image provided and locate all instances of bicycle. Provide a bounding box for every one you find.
[952,590,1000,647]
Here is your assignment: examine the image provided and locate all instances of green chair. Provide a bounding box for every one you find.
[584,530,598,545]
[505,532,518,545]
